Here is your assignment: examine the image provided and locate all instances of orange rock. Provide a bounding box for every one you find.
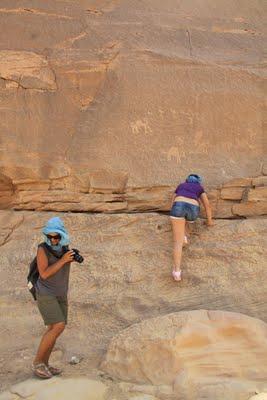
[220,187,244,200]
[232,201,267,216]
[252,176,267,187]
[248,187,267,202]
[222,178,252,188]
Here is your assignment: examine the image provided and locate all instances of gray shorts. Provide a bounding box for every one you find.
[36,294,68,326]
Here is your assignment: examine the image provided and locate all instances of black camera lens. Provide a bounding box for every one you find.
[72,249,84,264]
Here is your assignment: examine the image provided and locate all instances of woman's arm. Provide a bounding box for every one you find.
[200,192,214,226]
[37,246,74,280]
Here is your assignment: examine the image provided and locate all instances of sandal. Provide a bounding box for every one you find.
[32,363,53,379]
[47,365,62,375]
[172,270,182,281]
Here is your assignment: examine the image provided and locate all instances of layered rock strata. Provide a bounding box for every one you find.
[0,168,266,217]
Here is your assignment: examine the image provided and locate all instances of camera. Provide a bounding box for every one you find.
[71,248,84,263]
[62,246,84,263]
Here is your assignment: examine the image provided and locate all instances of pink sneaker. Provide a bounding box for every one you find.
[172,270,182,281]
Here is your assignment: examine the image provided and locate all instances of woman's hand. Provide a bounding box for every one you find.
[61,250,74,263]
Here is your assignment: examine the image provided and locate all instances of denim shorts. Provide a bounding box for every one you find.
[170,201,200,222]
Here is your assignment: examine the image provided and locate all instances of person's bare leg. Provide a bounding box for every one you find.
[184,222,189,244]
[171,217,185,273]
[34,322,65,365]
[43,325,62,366]
[37,325,53,366]
[185,221,194,244]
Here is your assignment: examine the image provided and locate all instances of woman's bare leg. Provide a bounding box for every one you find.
[34,322,65,366]
[170,217,185,273]
[184,222,191,244]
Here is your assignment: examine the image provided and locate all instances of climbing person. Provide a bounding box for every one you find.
[170,174,213,281]
[32,217,75,379]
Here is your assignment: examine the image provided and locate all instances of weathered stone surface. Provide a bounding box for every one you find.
[232,202,267,217]
[89,170,128,194]
[212,199,237,218]
[8,378,107,400]
[61,176,89,193]
[220,187,245,200]
[0,162,70,182]
[11,186,171,212]
[129,396,159,400]
[126,186,171,211]
[0,392,16,400]
[222,178,252,188]
[0,51,56,90]
[0,211,266,392]
[102,310,267,399]
[12,190,127,212]
[174,375,264,400]
[9,175,267,215]
[252,176,267,187]
[7,174,267,216]
[10,379,55,398]
[249,395,267,400]
[0,191,14,209]
[0,174,13,191]
[248,187,267,202]
[13,180,50,192]
[0,1,265,188]
[122,383,174,399]
[35,379,107,400]
[0,174,14,209]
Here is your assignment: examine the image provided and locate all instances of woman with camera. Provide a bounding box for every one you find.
[32,217,75,379]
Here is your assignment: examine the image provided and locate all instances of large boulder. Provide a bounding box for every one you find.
[102,310,267,399]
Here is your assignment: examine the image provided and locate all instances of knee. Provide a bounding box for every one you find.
[51,322,65,336]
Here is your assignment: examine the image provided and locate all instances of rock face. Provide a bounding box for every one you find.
[0,0,265,190]
[0,51,57,90]
[0,210,266,392]
[102,310,267,399]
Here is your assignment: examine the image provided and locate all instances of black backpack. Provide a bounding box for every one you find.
[27,256,40,300]
[27,243,68,300]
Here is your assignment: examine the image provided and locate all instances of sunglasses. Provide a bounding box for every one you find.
[46,234,61,240]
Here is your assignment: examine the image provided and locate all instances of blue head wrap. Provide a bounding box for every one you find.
[186,174,202,184]
[42,217,70,251]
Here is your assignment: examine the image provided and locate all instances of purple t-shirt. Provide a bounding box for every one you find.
[175,182,205,201]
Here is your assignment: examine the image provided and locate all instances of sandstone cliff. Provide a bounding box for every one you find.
[0,0,266,192]
[0,1,266,399]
